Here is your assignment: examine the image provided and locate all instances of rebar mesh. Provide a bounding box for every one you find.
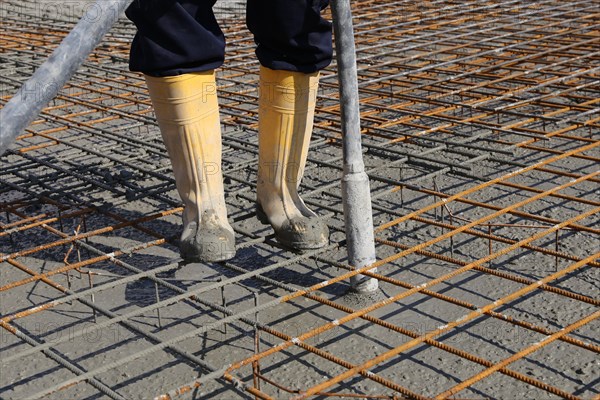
[1,1,598,399]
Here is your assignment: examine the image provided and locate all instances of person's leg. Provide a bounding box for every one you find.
[255,66,329,249]
[127,1,235,261]
[247,0,332,250]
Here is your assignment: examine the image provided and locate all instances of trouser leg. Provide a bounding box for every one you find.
[246,0,333,73]
[126,0,333,77]
[126,0,225,76]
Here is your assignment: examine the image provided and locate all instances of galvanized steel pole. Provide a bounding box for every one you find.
[0,0,133,155]
[331,0,379,293]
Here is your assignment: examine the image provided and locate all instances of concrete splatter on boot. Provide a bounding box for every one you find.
[145,72,235,262]
[256,66,329,250]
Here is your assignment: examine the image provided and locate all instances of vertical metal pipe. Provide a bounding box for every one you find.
[331,0,379,293]
[0,0,133,155]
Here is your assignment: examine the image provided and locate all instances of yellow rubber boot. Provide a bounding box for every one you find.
[256,66,329,250]
[145,71,235,262]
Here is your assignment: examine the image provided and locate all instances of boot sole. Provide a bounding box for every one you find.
[256,203,329,251]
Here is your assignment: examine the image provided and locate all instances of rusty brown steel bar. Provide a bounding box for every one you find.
[292,253,599,399]
[434,310,600,398]
[375,143,599,234]
[231,263,590,399]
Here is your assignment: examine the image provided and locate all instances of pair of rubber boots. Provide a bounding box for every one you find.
[145,67,329,262]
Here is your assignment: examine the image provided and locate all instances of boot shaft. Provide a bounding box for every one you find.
[145,71,234,262]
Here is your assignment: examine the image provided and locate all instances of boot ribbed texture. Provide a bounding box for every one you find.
[145,72,235,262]
[256,66,329,250]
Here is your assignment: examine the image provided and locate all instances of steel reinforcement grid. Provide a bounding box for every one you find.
[1,0,598,399]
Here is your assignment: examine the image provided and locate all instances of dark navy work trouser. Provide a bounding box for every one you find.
[126,0,333,77]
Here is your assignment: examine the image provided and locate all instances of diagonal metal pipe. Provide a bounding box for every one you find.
[0,0,133,155]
